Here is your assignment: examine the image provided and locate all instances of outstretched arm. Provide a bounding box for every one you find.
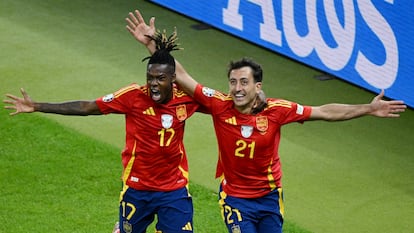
[4,88,101,116]
[125,9,198,96]
[309,90,406,121]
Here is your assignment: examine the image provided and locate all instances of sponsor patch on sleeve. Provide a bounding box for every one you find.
[296,104,304,115]
[102,93,114,102]
[202,87,216,97]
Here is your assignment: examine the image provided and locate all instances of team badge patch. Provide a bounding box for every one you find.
[123,221,132,233]
[256,116,268,132]
[241,125,253,138]
[176,104,187,121]
[231,224,241,233]
[202,87,215,97]
[161,114,173,129]
[102,93,114,102]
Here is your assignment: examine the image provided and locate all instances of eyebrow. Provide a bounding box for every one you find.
[147,72,166,77]
[229,77,249,81]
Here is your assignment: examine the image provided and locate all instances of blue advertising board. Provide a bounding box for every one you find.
[150,0,414,107]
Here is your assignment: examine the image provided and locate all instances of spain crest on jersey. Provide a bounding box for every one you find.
[256,116,268,132]
[176,104,187,121]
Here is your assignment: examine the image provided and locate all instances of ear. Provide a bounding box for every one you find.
[171,73,177,83]
[255,82,262,92]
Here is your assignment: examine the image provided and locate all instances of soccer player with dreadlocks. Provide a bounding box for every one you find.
[4,23,207,233]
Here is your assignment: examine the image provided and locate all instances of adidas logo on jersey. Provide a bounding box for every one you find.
[181,222,193,231]
[225,116,237,125]
[143,107,155,116]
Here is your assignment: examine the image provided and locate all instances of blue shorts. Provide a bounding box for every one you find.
[119,186,193,233]
[218,186,284,233]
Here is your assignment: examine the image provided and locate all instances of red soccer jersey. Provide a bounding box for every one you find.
[96,83,202,191]
[194,84,312,198]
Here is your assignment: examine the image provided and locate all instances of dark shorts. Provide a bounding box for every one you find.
[218,186,284,233]
[119,186,193,233]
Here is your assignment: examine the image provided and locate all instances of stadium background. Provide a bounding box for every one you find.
[150,0,414,108]
[1,0,413,232]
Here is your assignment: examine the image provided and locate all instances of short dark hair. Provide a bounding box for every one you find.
[143,29,180,73]
[227,57,263,83]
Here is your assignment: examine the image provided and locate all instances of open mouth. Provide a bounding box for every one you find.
[234,93,245,101]
[151,89,161,102]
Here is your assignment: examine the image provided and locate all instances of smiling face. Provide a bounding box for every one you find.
[228,66,262,114]
[146,63,176,104]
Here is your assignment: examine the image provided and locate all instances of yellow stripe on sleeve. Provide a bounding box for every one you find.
[114,84,140,98]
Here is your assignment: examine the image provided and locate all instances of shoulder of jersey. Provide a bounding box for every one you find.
[266,99,293,109]
[174,88,189,98]
[201,86,232,100]
[111,83,142,97]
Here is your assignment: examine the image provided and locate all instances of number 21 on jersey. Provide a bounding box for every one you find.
[235,139,255,159]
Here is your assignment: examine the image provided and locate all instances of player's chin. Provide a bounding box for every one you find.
[234,101,251,112]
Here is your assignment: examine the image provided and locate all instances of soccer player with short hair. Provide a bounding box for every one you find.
[129,9,407,233]
[5,29,204,233]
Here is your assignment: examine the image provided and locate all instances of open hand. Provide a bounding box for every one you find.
[3,88,35,115]
[126,10,156,47]
[370,90,406,117]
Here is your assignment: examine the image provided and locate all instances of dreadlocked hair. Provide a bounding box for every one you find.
[142,28,181,73]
